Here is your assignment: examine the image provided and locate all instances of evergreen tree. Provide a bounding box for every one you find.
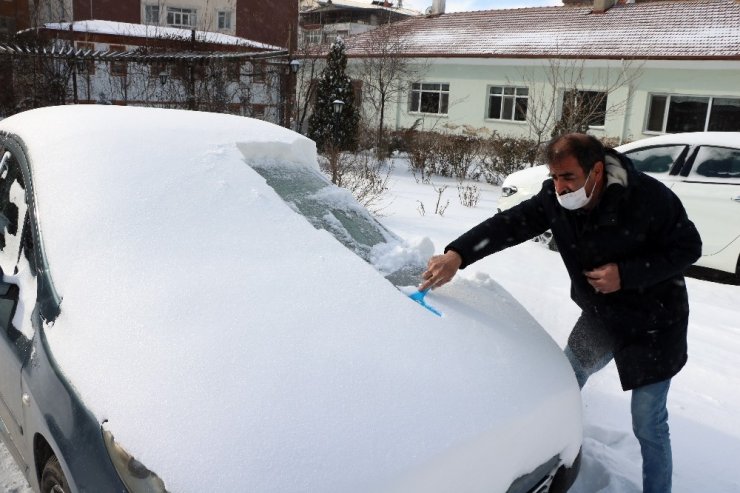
[308,37,359,152]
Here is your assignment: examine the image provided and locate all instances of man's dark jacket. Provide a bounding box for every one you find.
[446,150,702,391]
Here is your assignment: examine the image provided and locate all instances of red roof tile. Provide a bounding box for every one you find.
[344,0,740,60]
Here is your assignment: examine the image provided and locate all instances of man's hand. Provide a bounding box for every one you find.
[419,250,463,291]
[585,263,621,294]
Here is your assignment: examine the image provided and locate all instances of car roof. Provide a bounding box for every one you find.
[616,132,740,153]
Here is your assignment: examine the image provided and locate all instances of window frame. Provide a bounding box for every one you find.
[166,7,197,28]
[108,44,128,77]
[644,93,740,134]
[144,4,160,24]
[486,85,529,123]
[408,82,450,116]
[217,10,232,30]
[622,144,688,176]
[561,89,608,129]
[0,136,60,323]
[75,41,96,75]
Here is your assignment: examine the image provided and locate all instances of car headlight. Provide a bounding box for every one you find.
[501,185,518,198]
[103,428,168,493]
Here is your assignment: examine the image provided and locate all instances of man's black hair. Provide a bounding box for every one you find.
[546,133,606,173]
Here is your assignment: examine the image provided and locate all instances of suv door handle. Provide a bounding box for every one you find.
[734,196,740,202]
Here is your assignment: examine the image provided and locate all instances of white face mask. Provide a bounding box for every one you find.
[556,168,597,210]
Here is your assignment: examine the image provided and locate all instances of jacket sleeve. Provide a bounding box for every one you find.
[445,183,551,269]
[618,181,702,290]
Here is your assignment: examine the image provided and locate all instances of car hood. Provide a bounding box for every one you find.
[4,106,580,492]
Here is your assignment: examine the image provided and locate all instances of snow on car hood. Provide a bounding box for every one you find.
[1,106,580,492]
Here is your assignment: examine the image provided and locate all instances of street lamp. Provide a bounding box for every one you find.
[329,99,344,184]
[332,99,345,146]
[159,71,169,86]
[332,99,345,116]
[285,59,301,130]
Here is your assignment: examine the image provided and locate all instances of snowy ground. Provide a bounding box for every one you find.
[1,158,739,492]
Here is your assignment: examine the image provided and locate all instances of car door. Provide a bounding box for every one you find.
[672,145,740,256]
[0,143,36,452]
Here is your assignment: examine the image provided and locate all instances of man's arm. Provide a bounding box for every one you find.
[419,185,552,290]
[445,188,551,269]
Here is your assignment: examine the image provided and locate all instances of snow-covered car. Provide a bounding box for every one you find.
[497,132,740,278]
[0,105,581,493]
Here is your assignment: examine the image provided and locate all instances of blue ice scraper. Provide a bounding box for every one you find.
[408,288,442,317]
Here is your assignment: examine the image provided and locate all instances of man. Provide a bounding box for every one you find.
[420,133,701,493]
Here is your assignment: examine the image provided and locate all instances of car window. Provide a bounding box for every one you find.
[690,146,740,180]
[623,145,686,174]
[0,150,28,269]
[0,147,36,338]
[248,162,392,262]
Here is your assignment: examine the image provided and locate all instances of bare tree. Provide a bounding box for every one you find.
[351,22,426,156]
[513,55,642,154]
[293,41,326,133]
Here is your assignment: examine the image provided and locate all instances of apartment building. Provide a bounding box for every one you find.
[299,0,418,46]
[24,0,296,50]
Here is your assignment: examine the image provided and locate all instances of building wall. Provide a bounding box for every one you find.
[31,1,295,49]
[236,0,296,50]
[139,0,237,36]
[1,0,30,34]
[72,0,138,22]
[355,57,740,144]
[28,0,73,25]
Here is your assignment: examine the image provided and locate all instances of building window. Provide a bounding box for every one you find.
[0,16,15,36]
[217,11,231,29]
[250,104,266,119]
[559,90,607,128]
[144,5,160,24]
[167,7,196,28]
[409,83,449,115]
[646,94,740,133]
[302,29,322,46]
[76,41,96,75]
[250,61,266,83]
[109,44,127,77]
[227,61,241,80]
[351,79,363,108]
[487,86,528,121]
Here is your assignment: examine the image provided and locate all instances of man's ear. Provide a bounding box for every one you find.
[595,160,605,177]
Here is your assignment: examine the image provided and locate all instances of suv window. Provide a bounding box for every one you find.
[624,145,686,174]
[691,146,740,180]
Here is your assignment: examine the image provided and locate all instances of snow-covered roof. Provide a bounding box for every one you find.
[344,0,740,59]
[306,0,420,17]
[42,20,283,51]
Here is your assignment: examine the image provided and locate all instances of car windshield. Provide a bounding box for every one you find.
[246,159,425,286]
[249,161,390,260]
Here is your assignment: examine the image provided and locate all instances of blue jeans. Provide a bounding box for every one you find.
[564,346,673,493]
